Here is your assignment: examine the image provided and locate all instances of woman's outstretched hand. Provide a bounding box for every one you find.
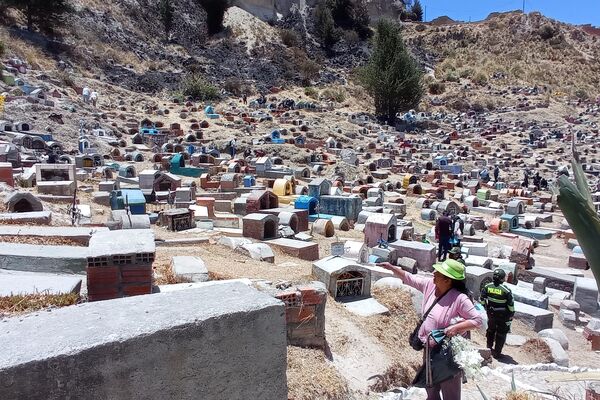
[377,262,406,279]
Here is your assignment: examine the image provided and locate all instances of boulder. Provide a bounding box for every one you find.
[541,337,569,367]
[538,328,569,350]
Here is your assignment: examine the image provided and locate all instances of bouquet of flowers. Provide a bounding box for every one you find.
[444,335,484,379]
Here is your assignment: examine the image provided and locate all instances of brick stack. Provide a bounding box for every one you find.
[0,162,14,187]
[86,230,155,302]
[87,254,155,301]
[275,284,327,348]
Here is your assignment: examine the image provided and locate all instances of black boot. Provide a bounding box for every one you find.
[486,330,495,350]
[494,333,507,357]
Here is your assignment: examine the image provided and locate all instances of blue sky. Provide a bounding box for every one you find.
[419,0,600,26]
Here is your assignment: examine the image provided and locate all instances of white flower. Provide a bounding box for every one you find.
[444,335,484,379]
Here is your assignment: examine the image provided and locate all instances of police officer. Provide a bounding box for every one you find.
[481,269,515,358]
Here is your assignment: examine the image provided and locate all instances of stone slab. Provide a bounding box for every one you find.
[388,240,436,271]
[511,227,553,240]
[0,225,108,245]
[0,282,287,400]
[0,242,88,274]
[342,297,389,317]
[154,279,253,293]
[574,277,599,315]
[171,256,208,282]
[506,283,549,309]
[514,301,554,332]
[268,238,319,261]
[0,211,52,225]
[0,269,82,296]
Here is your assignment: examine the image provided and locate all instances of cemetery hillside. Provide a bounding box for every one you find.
[0,0,600,399]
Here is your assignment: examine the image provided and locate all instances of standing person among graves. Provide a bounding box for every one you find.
[82,87,90,104]
[378,260,482,400]
[229,138,237,158]
[448,247,465,265]
[522,170,530,188]
[90,90,98,107]
[479,167,490,183]
[481,269,514,358]
[493,165,500,182]
[435,212,453,262]
[242,93,247,105]
[533,172,541,189]
[450,214,464,247]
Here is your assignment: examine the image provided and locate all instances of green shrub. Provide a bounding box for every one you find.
[459,68,473,78]
[181,74,220,101]
[343,29,359,47]
[575,88,589,100]
[444,71,460,82]
[539,24,556,40]
[297,55,321,85]
[304,87,319,98]
[428,81,445,95]
[473,72,488,86]
[223,77,245,96]
[322,88,345,102]
[280,29,301,47]
[0,41,5,57]
[415,24,426,32]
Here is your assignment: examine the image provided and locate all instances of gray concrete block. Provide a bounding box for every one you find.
[574,277,599,315]
[541,337,569,367]
[466,266,493,301]
[397,256,417,274]
[559,309,577,328]
[0,242,88,274]
[0,270,82,296]
[539,328,569,350]
[560,300,581,320]
[241,243,275,263]
[0,282,287,400]
[0,211,52,225]
[343,297,389,317]
[514,301,554,332]
[171,256,208,282]
[506,283,549,309]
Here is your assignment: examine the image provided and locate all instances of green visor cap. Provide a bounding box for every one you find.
[433,259,466,281]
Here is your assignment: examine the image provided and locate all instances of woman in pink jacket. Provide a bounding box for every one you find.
[379,259,482,400]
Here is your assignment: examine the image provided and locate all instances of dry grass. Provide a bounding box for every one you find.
[287,346,351,400]
[368,361,415,392]
[0,292,80,316]
[0,236,85,246]
[522,338,553,364]
[504,392,538,400]
[366,287,421,358]
[0,27,55,71]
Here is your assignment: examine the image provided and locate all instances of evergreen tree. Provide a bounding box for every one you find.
[314,1,339,51]
[411,0,424,22]
[1,0,72,31]
[359,19,424,124]
[159,0,175,39]
[352,0,371,39]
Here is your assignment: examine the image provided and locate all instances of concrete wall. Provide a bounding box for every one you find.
[0,282,288,400]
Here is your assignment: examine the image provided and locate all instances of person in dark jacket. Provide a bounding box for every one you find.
[481,269,515,358]
[448,247,465,265]
[435,212,453,262]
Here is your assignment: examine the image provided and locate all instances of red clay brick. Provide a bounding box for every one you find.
[298,287,326,306]
[87,267,119,284]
